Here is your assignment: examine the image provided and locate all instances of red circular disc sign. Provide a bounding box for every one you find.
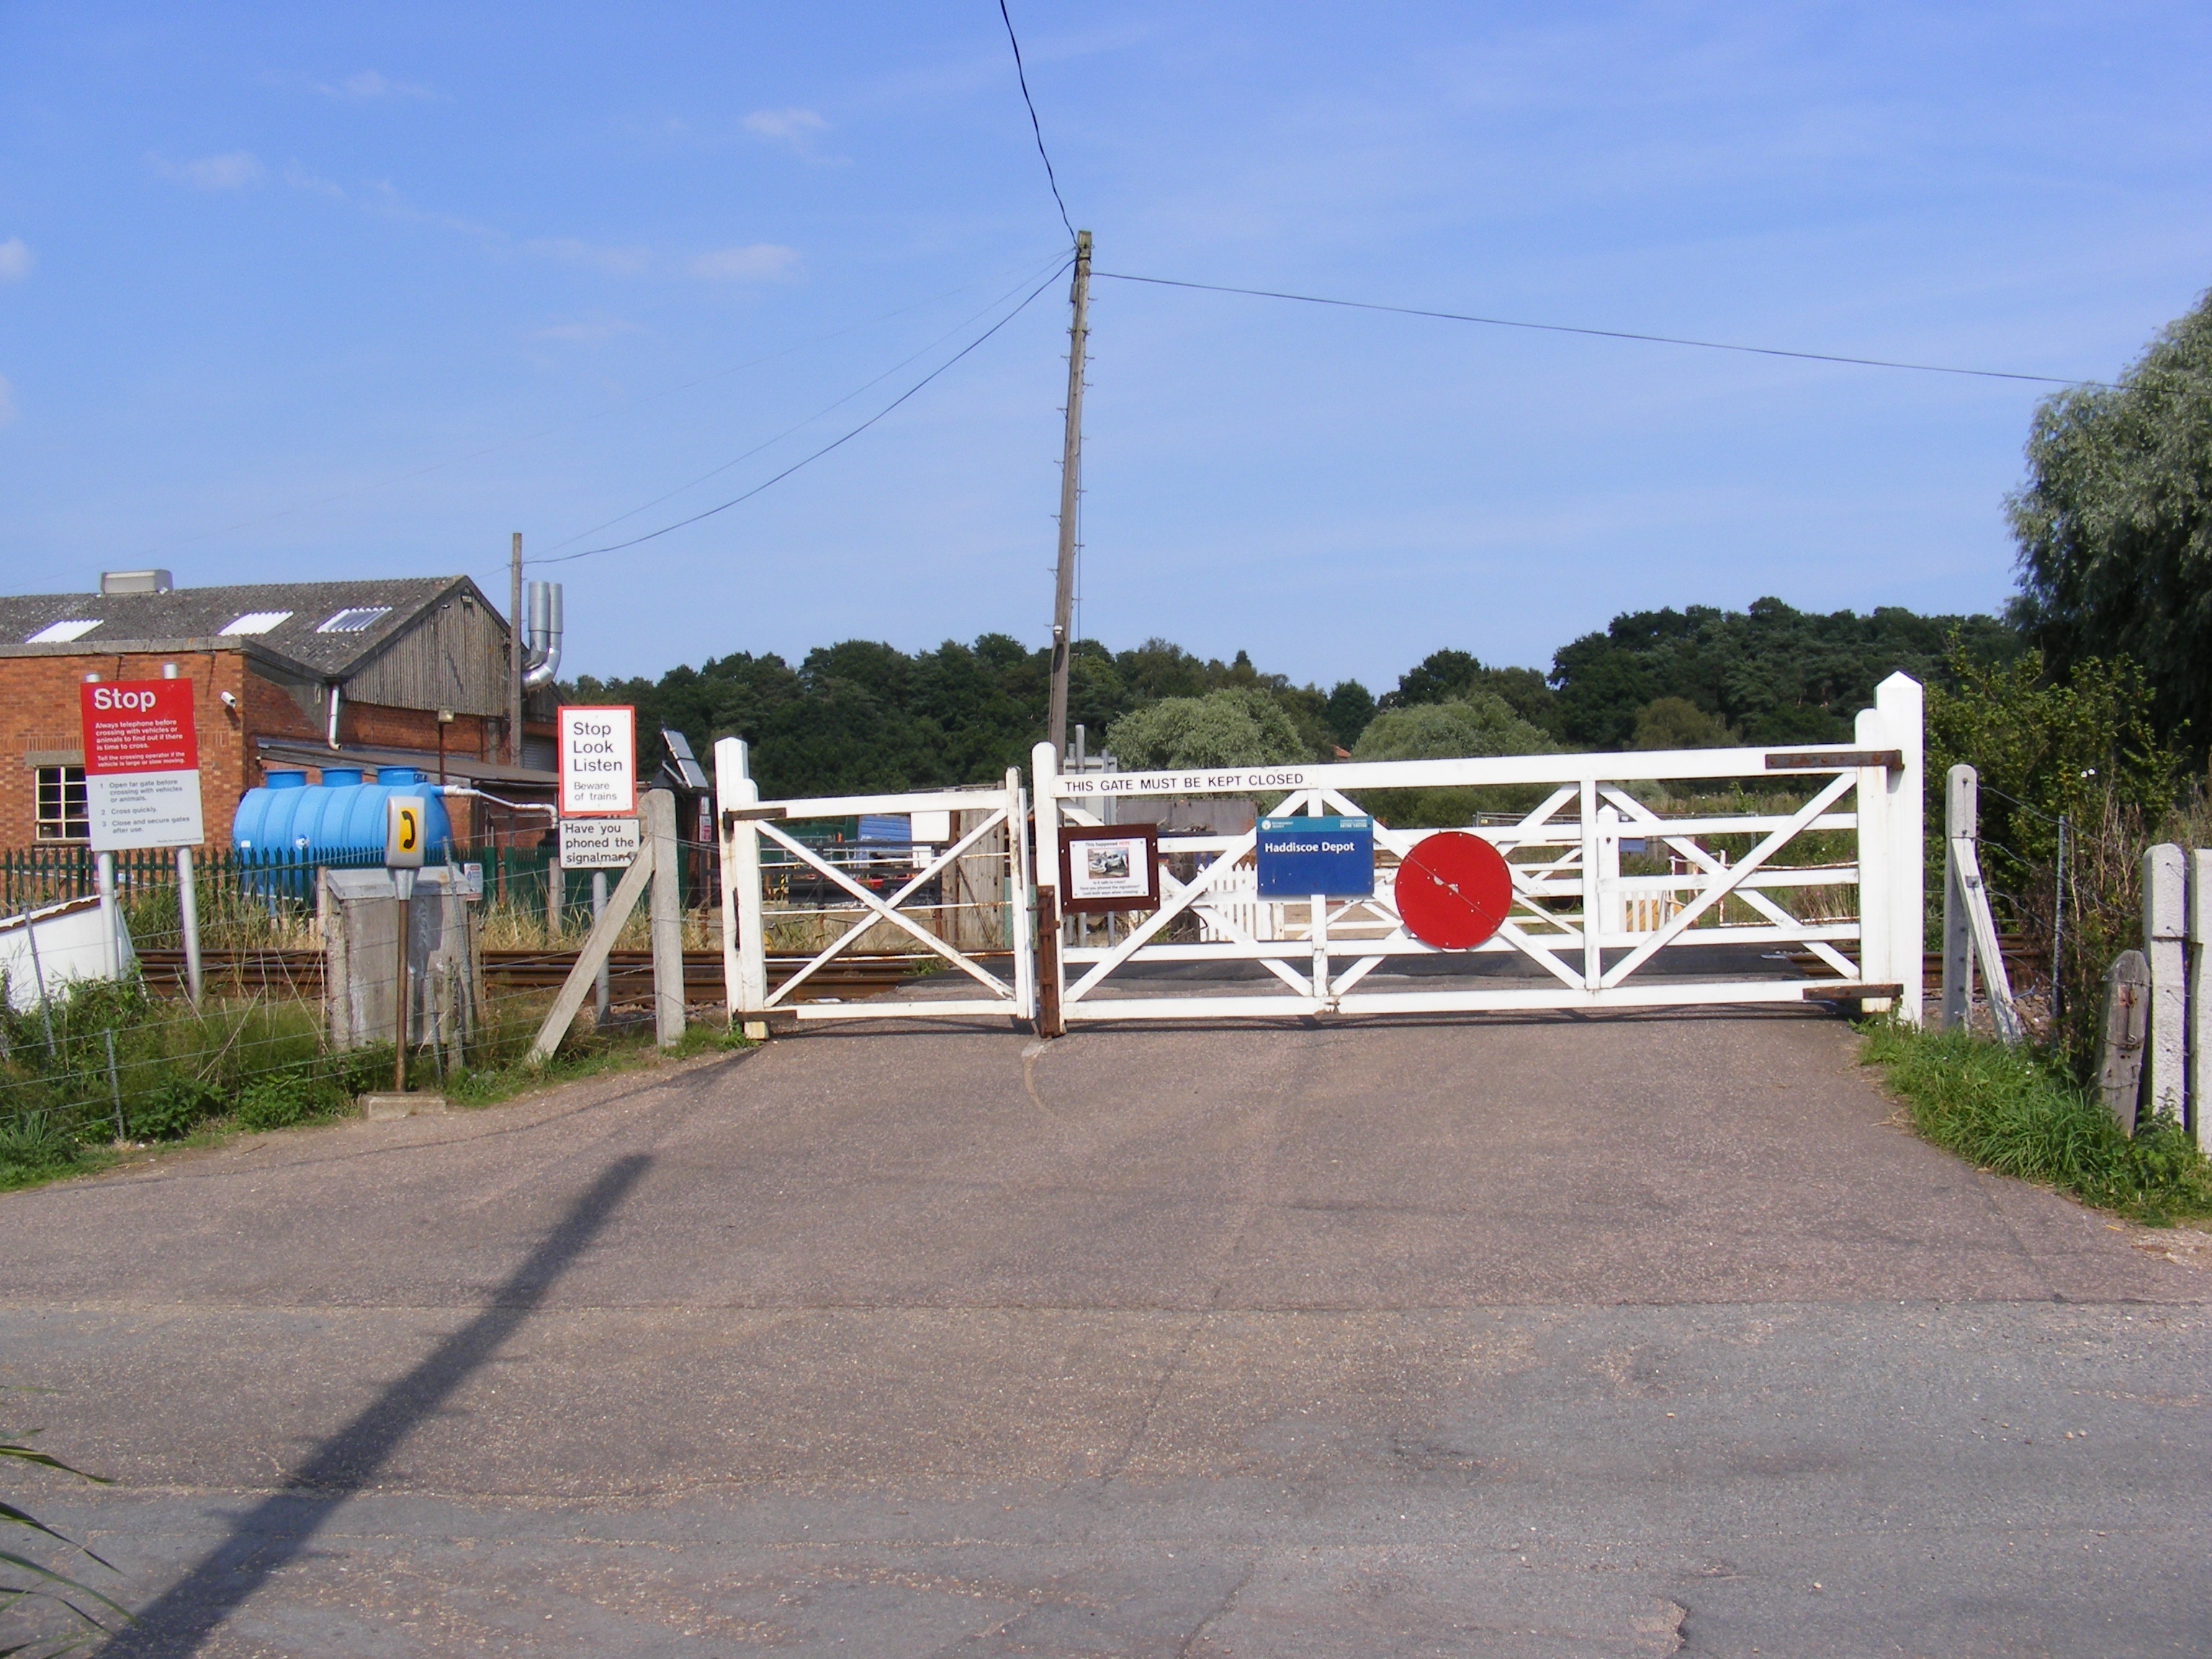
[1395,832,1514,950]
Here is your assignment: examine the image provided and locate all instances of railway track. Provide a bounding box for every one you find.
[135,942,2038,1007]
[131,948,965,1005]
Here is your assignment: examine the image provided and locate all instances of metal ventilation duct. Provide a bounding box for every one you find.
[522,580,563,688]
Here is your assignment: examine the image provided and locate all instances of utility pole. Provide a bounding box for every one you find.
[1046,229,1091,760]
[506,531,523,767]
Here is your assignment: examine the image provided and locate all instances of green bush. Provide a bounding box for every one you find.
[0,1110,81,1182]
[233,1070,347,1132]
[125,1076,224,1141]
[1862,1020,2212,1223]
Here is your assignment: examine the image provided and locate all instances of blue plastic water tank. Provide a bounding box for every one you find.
[232,764,452,864]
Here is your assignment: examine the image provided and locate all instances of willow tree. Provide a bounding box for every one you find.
[2010,288,2212,750]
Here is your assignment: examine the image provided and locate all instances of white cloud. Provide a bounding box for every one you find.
[744,107,828,143]
[0,373,16,426]
[742,108,840,161]
[525,237,653,276]
[150,151,266,191]
[0,238,31,281]
[686,243,801,282]
[282,161,347,199]
[530,318,647,343]
[318,69,437,102]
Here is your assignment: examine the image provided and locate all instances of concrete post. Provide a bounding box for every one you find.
[2143,842,2188,1126]
[714,737,768,1040]
[2189,849,2211,1150]
[646,789,684,1049]
[1940,764,1975,1031]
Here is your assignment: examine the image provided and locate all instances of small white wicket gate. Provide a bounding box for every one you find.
[714,738,1035,1034]
[1030,674,1923,1030]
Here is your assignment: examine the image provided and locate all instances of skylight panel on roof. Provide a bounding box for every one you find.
[220,611,292,636]
[25,619,102,644]
[316,606,391,634]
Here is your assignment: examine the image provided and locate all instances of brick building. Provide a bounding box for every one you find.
[0,572,559,852]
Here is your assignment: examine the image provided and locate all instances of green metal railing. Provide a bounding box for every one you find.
[1,837,716,921]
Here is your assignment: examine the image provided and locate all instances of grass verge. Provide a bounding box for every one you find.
[1859,1020,2212,1226]
[1,977,751,1195]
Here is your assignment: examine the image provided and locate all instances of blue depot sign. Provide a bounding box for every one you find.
[1256,814,1375,899]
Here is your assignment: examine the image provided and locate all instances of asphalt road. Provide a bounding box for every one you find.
[1,1004,2205,1656]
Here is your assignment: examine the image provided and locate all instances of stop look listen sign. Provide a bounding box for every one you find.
[557,705,636,817]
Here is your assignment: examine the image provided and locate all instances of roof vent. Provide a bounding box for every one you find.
[101,570,173,595]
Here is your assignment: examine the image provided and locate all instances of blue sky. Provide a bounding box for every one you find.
[3,3,2208,691]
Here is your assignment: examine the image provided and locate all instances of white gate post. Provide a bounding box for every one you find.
[1006,766,1037,1022]
[1596,802,1623,939]
[2189,848,2211,1149]
[1578,775,1601,989]
[1857,673,1923,1021]
[2143,842,2188,1125]
[1031,741,1064,1035]
[715,738,769,1040]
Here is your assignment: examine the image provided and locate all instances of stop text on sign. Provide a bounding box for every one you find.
[557,704,637,816]
[78,677,204,850]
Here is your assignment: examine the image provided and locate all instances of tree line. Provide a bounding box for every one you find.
[573,597,2018,799]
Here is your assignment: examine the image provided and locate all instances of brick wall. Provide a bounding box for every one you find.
[1,649,511,850]
[0,650,248,850]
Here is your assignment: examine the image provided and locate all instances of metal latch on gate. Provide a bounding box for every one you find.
[721,806,789,832]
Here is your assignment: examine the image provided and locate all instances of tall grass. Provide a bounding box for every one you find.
[1861,1020,2212,1224]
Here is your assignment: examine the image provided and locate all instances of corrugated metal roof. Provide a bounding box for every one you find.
[0,576,501,677]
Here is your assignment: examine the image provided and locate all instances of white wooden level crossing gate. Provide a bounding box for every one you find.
[714,738,1035,1034]
[1030,674,1923,1030]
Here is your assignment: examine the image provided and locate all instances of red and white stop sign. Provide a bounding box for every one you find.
[1394,831,1514,950]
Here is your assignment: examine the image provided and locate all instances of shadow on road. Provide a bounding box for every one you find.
[104,1154,652,1657]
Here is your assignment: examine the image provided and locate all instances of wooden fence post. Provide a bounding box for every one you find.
[2099,949,2150,1135]
[526,837,655,1064]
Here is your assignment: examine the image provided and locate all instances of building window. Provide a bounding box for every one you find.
[35,765,88,842]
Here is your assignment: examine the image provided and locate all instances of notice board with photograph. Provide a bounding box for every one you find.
[1059,823,1160,914]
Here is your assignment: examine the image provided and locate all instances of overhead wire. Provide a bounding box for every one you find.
[1093,270,2116,389]
[996,0,1076,245]
[528,256,1074,567]
[127,247,1071,561]
[528,248,1074,557]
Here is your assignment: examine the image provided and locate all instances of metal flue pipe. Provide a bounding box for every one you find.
[523,580,564,688]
